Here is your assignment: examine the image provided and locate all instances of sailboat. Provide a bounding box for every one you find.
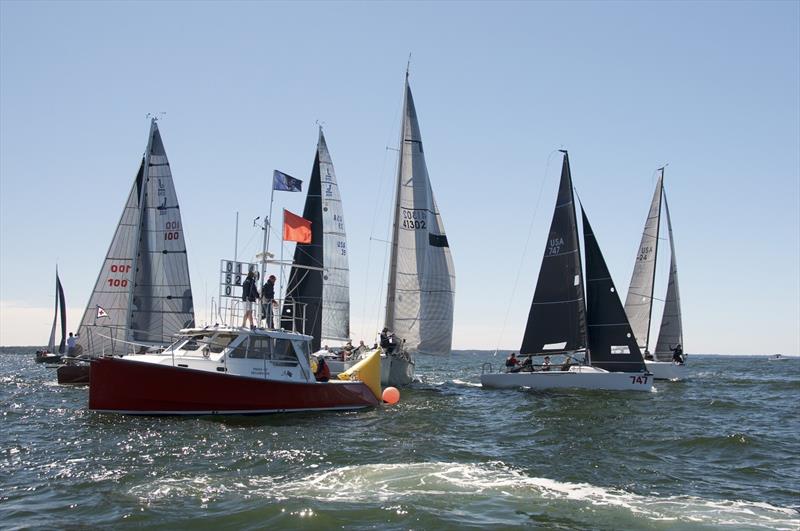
[481,151,653,391]
[35,269,67,364]
[282,127,350,354]
[623,168,687,380]
[380,73,456,386]
[57,118,195,385]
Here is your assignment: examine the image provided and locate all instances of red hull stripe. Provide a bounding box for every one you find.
[89,357,379,414]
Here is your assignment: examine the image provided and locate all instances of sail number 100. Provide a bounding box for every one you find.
[108,264,131,288]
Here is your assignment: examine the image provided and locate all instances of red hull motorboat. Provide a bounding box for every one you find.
[89,352,379,415]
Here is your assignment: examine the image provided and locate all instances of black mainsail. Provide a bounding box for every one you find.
[47,269,67,354]
[520,151,587,355]
[582,208,646,373]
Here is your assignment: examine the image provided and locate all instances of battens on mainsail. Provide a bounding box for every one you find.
[74,120,193,356]
[623,170,663,352]
[47,270,67,354]
[654,193,683,361]
[582,208,646,373]
[284,129,350,351]
[520,152,587,355]
[385,78,455,356]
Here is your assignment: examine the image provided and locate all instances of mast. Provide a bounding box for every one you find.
[384,72,408,330]
[124,118,156,342]
[644,168,664,351]
[565,151,589,360]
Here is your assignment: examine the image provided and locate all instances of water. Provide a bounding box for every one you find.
[2,350,798,530]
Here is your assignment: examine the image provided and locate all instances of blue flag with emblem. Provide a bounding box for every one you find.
[273,170,303,192]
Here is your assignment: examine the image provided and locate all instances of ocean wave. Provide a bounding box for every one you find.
[128,461,799,529]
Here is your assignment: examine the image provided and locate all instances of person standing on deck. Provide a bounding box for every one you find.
[671,344,684,364]
[66,333,76,357]
[261,275,276,328]
[241,271,259,329]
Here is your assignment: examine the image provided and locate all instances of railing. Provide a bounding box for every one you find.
[216,297,308,334]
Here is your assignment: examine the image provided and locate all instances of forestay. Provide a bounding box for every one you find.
[385,78,455,356]
[624,170,663,351]
[654,193,683,361]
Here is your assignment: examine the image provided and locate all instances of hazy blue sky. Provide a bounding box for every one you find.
[1,1,798,355]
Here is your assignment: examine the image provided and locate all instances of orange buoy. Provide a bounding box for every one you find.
[382,386,400,405]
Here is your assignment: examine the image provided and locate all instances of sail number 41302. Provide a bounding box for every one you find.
[630,375,649,385]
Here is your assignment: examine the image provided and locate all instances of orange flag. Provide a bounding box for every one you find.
[283,209,312,244]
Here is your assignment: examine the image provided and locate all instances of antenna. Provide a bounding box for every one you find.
[315,119,326,132]
[406,53,411,78]
[146,112,167,122]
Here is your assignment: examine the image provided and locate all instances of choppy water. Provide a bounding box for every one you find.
[1,350,799,530]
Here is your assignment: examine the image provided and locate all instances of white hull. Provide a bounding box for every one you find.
[481,366,653,392]
[645,360,688,380]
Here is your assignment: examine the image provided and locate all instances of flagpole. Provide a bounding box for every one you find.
[279,209,285,321]
[260,176,276,322]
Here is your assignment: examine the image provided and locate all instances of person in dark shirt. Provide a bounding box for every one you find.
[380,328,397,354]
[671,344,684,364]
[505,352,520,372]
[315,356,330,382]
[261,275,276,328]
[241,271,259,329]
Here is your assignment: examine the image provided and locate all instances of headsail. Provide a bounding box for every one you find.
[284,128,350,351]
[74,120,193,356]
[47,269,67,354]
[623,170,663,352]
[520,152,587,355]
[129,120,194,344]
[582,207,646,373]
[385,78,455,355]
[654,193,683,361]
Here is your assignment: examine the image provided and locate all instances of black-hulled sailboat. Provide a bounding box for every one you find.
[623,168,687,380]
[35,269,67,364]
[57,118,195,385]
[481,151,652,391]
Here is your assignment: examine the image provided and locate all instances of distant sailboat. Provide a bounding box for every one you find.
[481,151,653,391]
[624,168,686,380]
[35,269,67,364]
[381,73,456,386]
[283,127,350,352]
[58,118,194,384]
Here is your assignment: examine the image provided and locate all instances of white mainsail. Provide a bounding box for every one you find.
[318,129,350,341]
[624,170,664,352]
[74,120,194,356]
[385,77,455,355]
[654,193,683,361]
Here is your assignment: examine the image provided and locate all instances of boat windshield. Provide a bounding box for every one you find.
[207,334,238,354]
[176,334,210,351]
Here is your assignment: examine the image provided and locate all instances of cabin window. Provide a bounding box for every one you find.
[228,337,248,358]
[180,335,208,351]
[273,339,298,362]
[208,334,237,354]
[248,337,272,359]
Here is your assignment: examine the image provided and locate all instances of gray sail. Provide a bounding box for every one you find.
[129,121,195,344]
[47,270,67,354]
[624,170,663,352]
[318,129,350,342]
[654,193,683,361]
[385,78,456,355]
[74,120,193,356]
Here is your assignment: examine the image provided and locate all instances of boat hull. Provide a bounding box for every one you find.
[57,362,90,385]
[89,357,379,415]
[35,352,62,364]
[382,354,414,387]
[645,360,688,380]
[481,366,653,392]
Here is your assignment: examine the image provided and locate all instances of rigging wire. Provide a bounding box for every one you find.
[492,149,561,356]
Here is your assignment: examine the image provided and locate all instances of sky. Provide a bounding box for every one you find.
[1,1,798,355]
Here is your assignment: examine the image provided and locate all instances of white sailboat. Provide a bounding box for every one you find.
[481,151,653,392]
[380,73,456,386]
[624,168,687,380]
[58,118,195,384]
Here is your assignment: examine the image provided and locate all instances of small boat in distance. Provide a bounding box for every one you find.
[58,118,195,385]
[481,151,653,392]
[35,268,67,364]
[624,168,687,380]
[379,71,456,386]
[768,354,789,361]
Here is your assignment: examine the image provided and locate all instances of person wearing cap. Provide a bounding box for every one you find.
[261,274,276,328]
